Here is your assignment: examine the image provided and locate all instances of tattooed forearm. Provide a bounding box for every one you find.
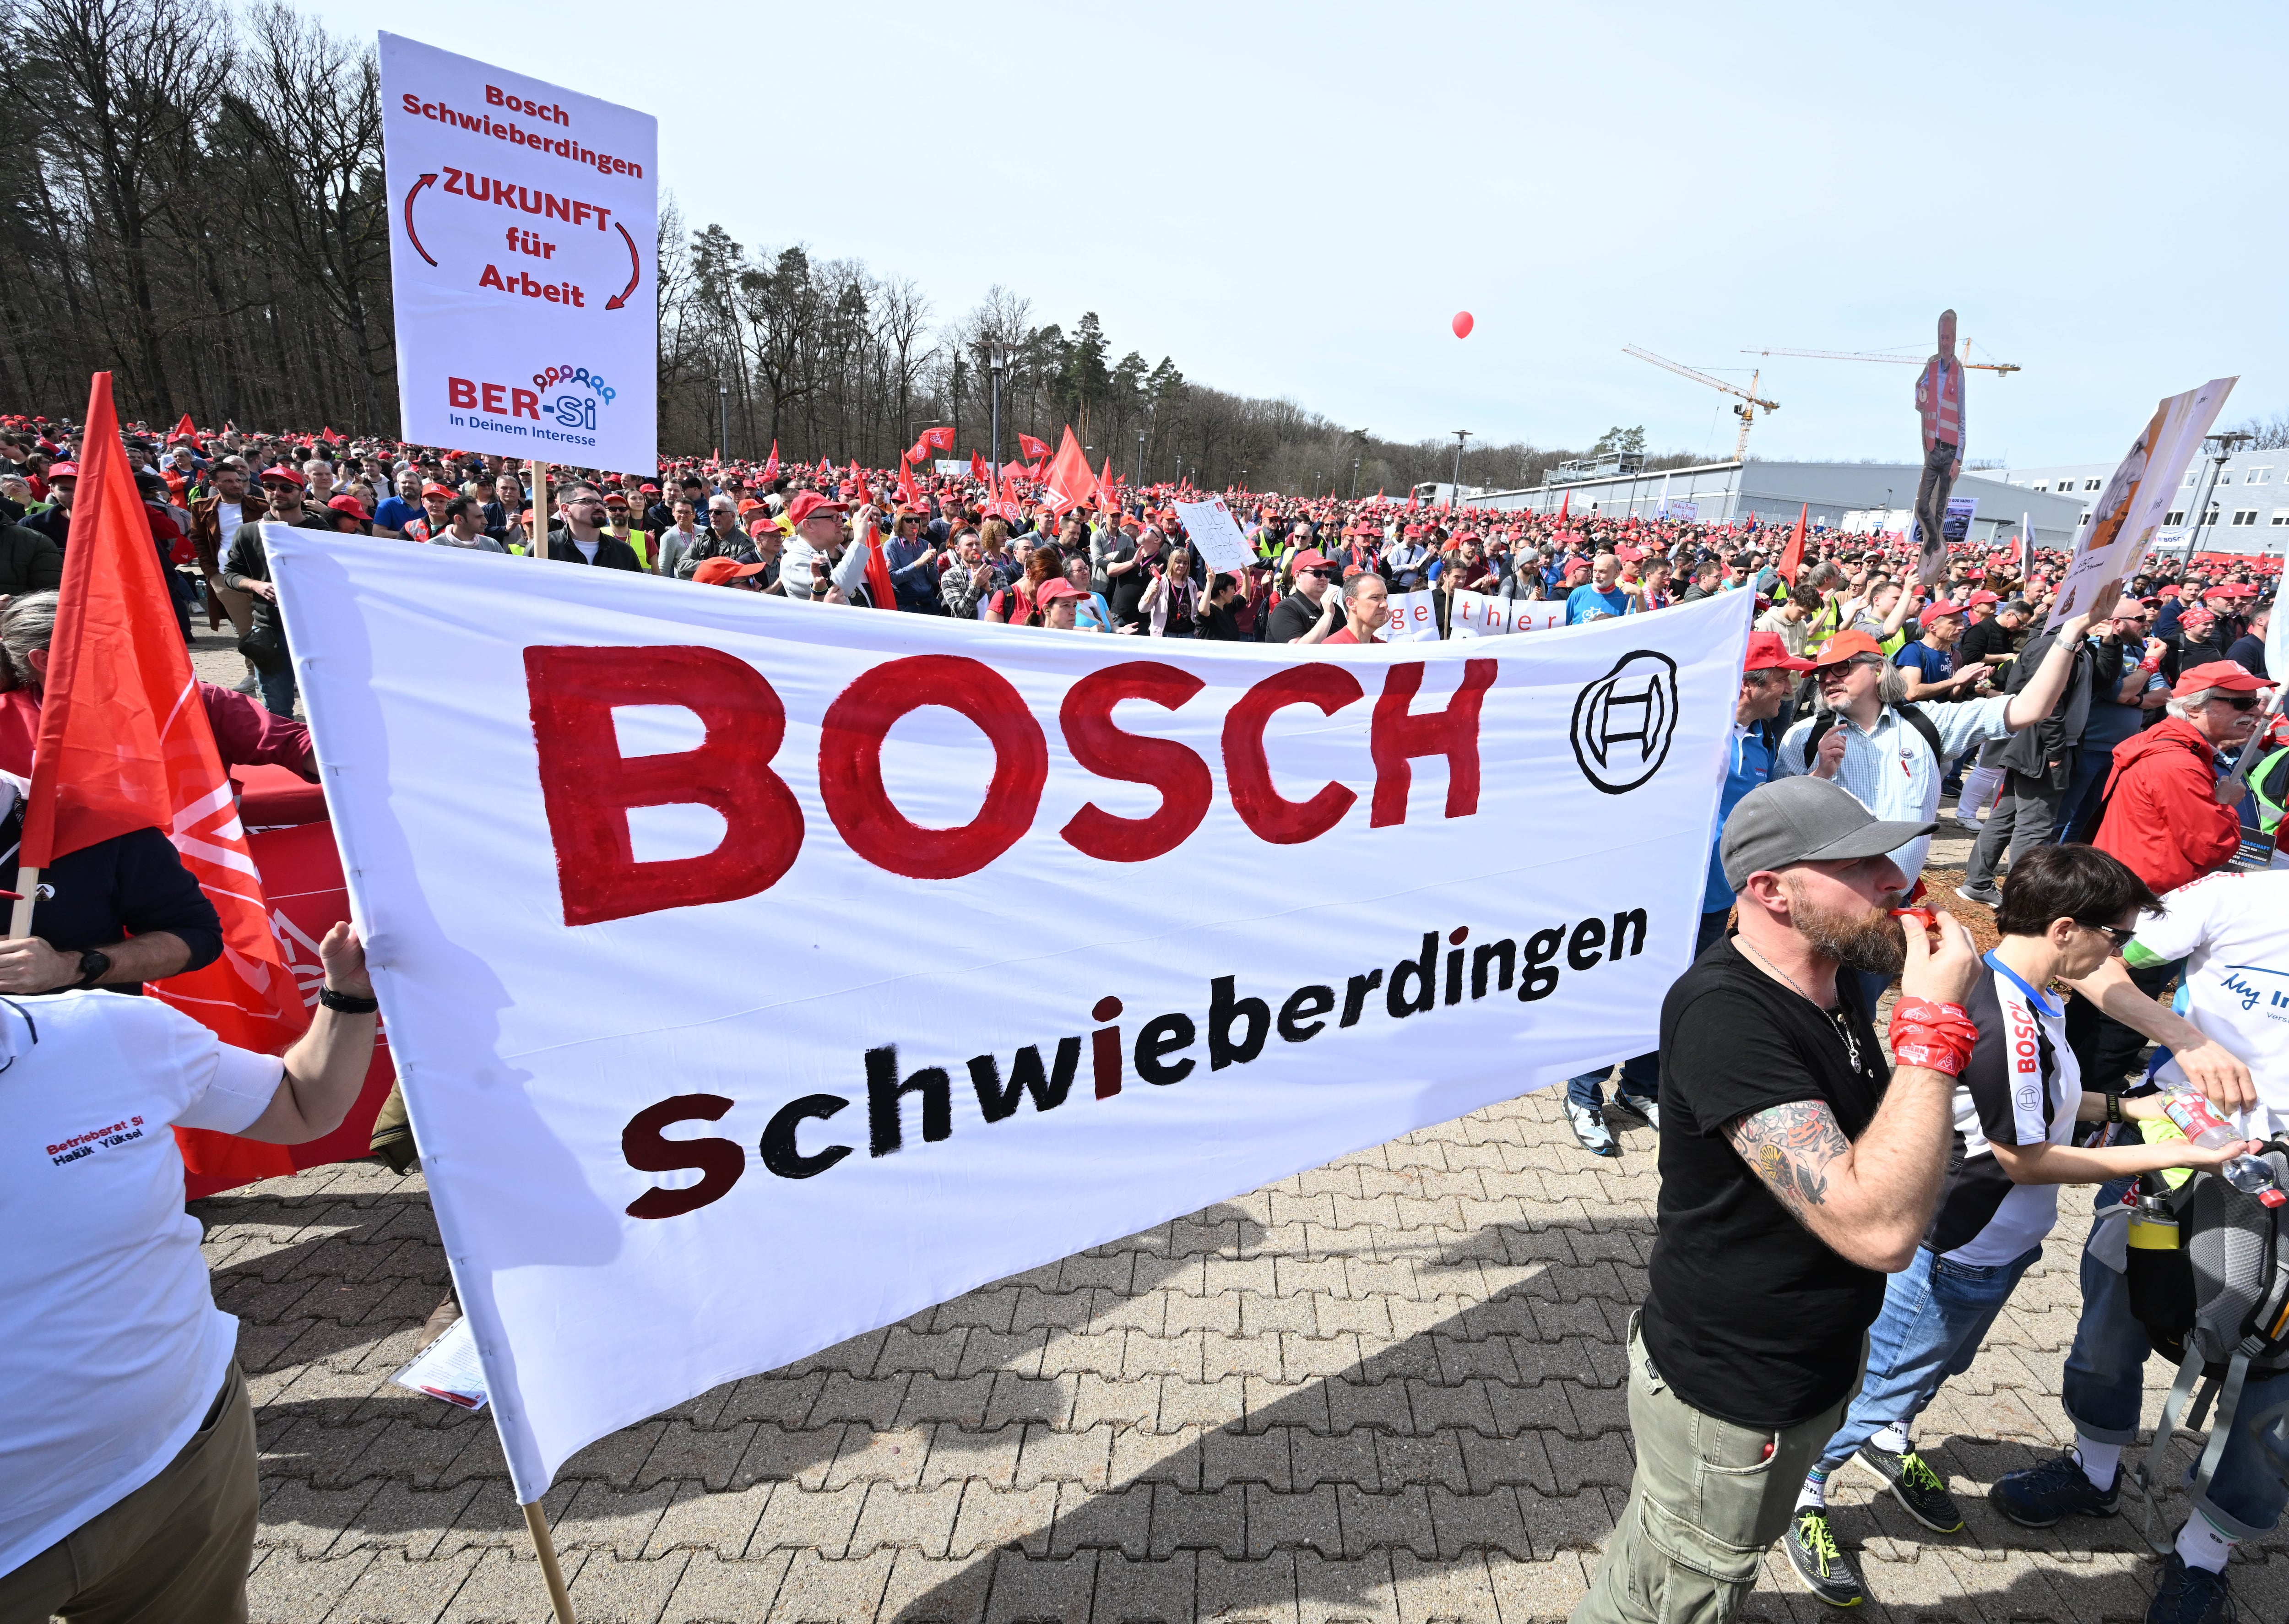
[1725,1101,1852,1225]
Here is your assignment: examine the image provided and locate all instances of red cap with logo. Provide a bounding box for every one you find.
[786,490,849,528]
[2172,660,2267,697]
[1745,630,1816,673]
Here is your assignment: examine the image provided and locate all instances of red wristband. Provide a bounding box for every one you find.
[1888,997,1979,1076]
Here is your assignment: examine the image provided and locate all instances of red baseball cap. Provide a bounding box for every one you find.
[692,556,769,585]
[2173,660,2266,697]
[327,494,369,519]
[1812,629,1887,667]
[260,465,306,486]
[786,490,850,527]
[1918,602,1964,628]
[1291,549,1333,574]
[1034,578,1084,606]
[421,482,457,500]
[45,462,77,480]
[1968,590,2000,607]
[1745,630,1816,673]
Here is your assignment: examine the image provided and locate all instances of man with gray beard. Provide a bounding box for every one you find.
[1572,777,1981,1624]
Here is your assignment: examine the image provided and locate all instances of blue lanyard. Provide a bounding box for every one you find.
[1982,950,2059,1020]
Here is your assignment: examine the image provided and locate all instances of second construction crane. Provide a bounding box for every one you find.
[1622,345,1776,461]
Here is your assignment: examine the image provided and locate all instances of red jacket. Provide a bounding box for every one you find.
[2093,716,2241,893]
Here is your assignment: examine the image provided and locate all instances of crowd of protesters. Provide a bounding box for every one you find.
[2,406,2286,1624]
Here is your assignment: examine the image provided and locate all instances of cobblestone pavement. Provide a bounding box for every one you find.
[194,649,2284,1620]
[207,1084,2289,1624]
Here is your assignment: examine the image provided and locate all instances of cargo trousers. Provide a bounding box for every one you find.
[1572,1314,1858,1624]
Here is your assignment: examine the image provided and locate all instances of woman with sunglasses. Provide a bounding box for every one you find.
[1784,842,2252,1610]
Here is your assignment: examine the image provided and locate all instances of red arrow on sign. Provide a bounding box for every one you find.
[604,221,641,310]
[402,173,439,266]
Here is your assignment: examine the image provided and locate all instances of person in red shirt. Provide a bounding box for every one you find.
[1322,571,1391,645]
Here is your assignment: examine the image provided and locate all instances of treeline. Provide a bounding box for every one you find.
[2,0,1708,494]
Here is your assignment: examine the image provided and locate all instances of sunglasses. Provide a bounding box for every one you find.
[2214,693,2262,712]
[2077,920,2137,949]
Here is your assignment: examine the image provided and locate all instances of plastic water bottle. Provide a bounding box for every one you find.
[2162,1091,2285,1205]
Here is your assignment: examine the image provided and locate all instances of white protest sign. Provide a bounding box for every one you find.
[1172,497,1255,576]
[1448,591,1504,639]
[379,33,658,473]
[269,531,1752,1500]
[1388,590,1440,641]
[1504,602,1568,635]
[2049,378,2236,628]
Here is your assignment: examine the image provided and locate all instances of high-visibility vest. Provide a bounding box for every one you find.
[2253,745,2289,835]
[620,528,651,568]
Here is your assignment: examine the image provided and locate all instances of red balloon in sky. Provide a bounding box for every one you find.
[1452,311,1474,339]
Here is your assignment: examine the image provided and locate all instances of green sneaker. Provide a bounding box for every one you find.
[1853,1443,1965,1535]
[1784,1508,1865,1608]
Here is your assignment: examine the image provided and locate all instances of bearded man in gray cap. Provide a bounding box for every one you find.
[1572,776,1982,1624]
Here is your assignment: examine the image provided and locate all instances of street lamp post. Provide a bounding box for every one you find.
[717,381,729,462]
[1450,430,1471,511]
[2185,430,2251,554]
[1135,429,1146,489]
[988,347,1004,480]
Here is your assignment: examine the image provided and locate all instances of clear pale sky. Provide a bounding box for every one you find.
[319,0,2288,467]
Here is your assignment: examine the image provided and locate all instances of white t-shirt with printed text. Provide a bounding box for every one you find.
[2133,870,2289,1139]
[0,993,283,1574]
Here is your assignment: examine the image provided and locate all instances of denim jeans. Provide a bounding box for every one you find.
[257,662,298,719]
[2055,745,2117,844]
[1815,1243,2040,1471]
[1568,907,1731,1110]
[2060,1186,2289,1540]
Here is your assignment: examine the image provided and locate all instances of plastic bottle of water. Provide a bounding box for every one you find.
[2162,1091,2284,1204]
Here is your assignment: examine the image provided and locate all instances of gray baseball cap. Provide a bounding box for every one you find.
[1719,776,1933,892]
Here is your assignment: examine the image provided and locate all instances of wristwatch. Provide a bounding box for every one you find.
[73,949,111,989]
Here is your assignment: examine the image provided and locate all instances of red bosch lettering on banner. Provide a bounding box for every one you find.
[1221,665,1364,844]
[1058,663,1211,863]
[1368,659,1498,828]
[485,84,570,125]
[818,655,1047,880]
[526,646,803,927]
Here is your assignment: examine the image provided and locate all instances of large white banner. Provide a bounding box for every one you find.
[268,531,1751,1500]
[379,33,658,473]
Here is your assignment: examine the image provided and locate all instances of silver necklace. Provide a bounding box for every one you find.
[1738,936,1864,1073]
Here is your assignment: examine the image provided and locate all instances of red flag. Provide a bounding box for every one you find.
[1557,491,1569,523]
[1043,427,1098,515]
[1017,432,1051,463]
[762,441,780,481]
[970,451,988,483]
[26,374,307,1186]
[1096,457,1117,511]
[818,457,834,479]
[858,508,899,611]
[907,437,931,466]
[848,459,876,509]
[922,426,956,454]
[1404,488,1420,512]
[320,425,341,444]
[1776,503,1808,585]
[172,412,195,440]
[897,454,921,507]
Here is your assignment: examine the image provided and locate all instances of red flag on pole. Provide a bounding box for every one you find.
[22,374,308,1185]
[1043,427,1098,516]
[1017,432,1051,463]
[762,441,780,481]
[1096,457,1117,511]
[1404,488,1420,512]
[970,451,988,483]
[172,413,196,440]
[896,455,921,508]
[1777,503,1808,585]
[921,426,956,454]
[1557,491,1569,524]
[907,438,930,467]
[320,426,341,444]
[858,508,899,611]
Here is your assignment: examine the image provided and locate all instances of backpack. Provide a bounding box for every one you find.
[2121,1140,2289,1549]
[1798,702,1943,769]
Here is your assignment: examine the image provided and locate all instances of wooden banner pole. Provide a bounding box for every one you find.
[521,1500,577,1622]
[7,870,38,939]
[529,460,551,558]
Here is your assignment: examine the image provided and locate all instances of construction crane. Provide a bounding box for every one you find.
[1741,344,2022,376]
[1622,344,1777,461]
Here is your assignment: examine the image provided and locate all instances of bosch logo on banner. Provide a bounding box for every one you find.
[1570,651,1679,795]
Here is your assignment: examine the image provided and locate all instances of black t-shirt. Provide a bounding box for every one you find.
[1640,939,1889,1429]
[1265,590,1329,644]
[1199,598,1245,641]
[1107,543,1149,625]
[0,821,224,990]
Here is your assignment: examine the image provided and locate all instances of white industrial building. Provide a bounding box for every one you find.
[1459,457,2088,548]
[1982,446,2288,556]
